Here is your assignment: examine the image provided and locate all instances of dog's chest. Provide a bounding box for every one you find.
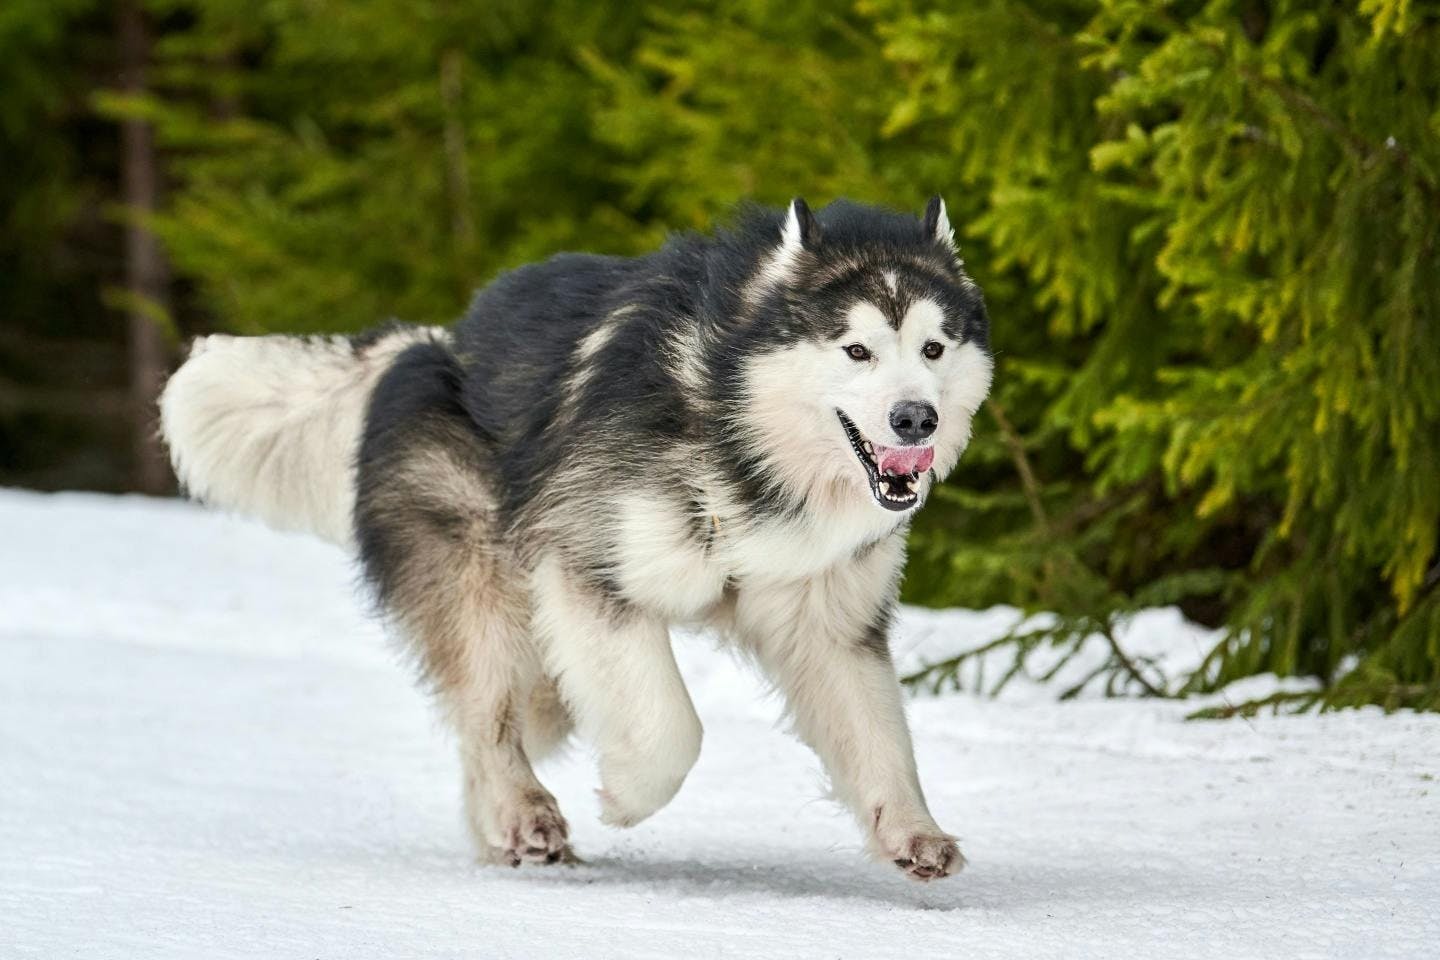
[609,494,729,619]
[713,507,897,582]
[609,493,899,619]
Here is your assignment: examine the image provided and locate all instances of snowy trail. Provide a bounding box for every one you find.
[2,491,1436,958]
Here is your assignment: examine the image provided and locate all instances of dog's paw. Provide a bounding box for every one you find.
[870,806,964,882]
[595,765,687,828]
[487,790,573,867]
[889,832,964,882]
[595,737,698,828]
[596,778,678,829]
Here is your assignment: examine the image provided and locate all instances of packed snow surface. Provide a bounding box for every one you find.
[2,490,1436,958]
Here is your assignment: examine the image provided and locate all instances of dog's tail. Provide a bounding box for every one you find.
[159,324,443,546]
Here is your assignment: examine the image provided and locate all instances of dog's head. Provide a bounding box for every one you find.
[739,197,993,515]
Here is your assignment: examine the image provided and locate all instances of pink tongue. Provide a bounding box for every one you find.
[876,445,935,476]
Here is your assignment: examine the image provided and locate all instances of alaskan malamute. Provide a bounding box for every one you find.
[160,197,993,881]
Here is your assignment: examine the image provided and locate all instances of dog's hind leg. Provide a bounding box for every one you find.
[520,675,574,764]
[355,341,572,865]
[363,463,572,864]
[464,672,576,864]
[455,654,573,866]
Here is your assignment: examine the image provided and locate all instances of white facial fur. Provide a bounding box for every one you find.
[742,296,993,513]
[833,298,991,476]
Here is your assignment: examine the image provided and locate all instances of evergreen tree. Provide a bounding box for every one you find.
[871,0,1440,711]
[0,0,137,490]
[3,0,1436,710]
[120,0,652,334]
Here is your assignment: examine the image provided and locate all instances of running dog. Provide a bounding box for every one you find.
[160,197,993,880]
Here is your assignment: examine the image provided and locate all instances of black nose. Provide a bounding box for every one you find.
[889,401,938,443]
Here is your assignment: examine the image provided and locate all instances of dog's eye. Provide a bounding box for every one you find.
[844,344,871,362]
[923,341,944,360]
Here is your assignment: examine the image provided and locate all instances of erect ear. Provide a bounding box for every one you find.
[780,197,822,254]
[923,195,956,252]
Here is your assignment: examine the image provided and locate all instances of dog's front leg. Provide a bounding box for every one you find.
[736,572,963,881]
[532,556,702,827]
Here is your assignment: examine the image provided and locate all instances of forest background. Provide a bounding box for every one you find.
[2,0,1435,711]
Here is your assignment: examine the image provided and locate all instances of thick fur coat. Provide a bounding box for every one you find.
[160,197,993,879]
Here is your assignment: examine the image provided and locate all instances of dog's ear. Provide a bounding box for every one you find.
[923,195,956,252]
[781,197,822,253]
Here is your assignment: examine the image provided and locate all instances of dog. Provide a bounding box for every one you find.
[160,197,993,880]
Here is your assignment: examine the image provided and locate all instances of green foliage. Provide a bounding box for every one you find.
[0,0,136,490]
[890,0,1440,712]
[4,0,1437,709]
[105,0,656,334]
[0,0,106,326]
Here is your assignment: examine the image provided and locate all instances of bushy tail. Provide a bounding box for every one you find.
[159,325,442,545]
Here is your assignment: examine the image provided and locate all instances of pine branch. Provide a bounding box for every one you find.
[987,399,1169,699]
[1226,61,1436,198]
[1097,616,1167,698]
[1187,690,1321,720]
[987,399,1050,531]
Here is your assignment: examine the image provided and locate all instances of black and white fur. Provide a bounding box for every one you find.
[161,197,993,880]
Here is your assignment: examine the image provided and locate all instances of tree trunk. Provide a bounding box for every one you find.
[117,0,172,495]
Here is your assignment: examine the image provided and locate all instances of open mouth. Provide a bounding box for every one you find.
[837,410,934,511]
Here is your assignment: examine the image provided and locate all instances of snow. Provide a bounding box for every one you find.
[2,489,1436,959]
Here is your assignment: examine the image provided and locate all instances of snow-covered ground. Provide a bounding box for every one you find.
[2,490,1436,959]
